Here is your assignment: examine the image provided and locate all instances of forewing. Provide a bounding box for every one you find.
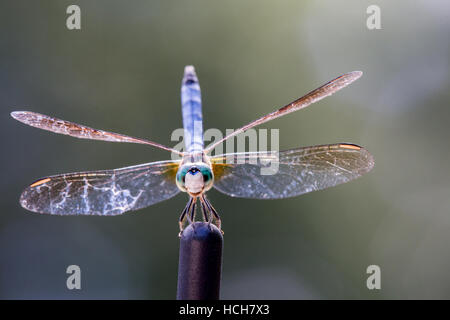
[206,72,362,152]
[11,111,181,154]
[20,160,180,215]
[211,144,374,199]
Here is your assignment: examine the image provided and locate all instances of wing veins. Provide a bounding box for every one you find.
[205,71,362,153]
[11,111,183,155]
[20,161,180,215]
[211,143,374,199]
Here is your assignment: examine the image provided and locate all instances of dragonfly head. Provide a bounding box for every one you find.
[176,163,214,196]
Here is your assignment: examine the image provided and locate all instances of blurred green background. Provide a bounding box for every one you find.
[1,0,449,299]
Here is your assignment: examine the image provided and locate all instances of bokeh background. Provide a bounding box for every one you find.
[1,0,449,299]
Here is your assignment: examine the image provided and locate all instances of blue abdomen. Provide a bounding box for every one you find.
[181,66,204,153]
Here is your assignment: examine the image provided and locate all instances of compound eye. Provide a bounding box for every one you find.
[200,167,213,187]
[176,167,190,192]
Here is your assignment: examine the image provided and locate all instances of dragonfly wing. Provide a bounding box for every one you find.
[19,160,180,215]
[211,144,374,199]
[205,71,362,153]
[11,111,181,154]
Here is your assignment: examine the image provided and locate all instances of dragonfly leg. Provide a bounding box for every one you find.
[178,197,194,236]
[189,199,197,223]
[202,194,223,234]
[199,198,209,222]
[199,195,215,232]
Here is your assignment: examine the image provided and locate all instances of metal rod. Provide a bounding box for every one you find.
[176,222,223,300]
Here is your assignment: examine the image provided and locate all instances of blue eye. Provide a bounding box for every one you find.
[176,166,190,191]
[176,165,214,192]
[199,167,213,185]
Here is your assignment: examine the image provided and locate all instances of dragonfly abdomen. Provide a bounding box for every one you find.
[181,65,204,153]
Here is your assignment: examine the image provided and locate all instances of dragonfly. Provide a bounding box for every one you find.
[11,66,374,234]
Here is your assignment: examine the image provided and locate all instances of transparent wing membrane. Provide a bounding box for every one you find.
[206,71,362,152]
[19,160,180,215]
[211,143,374,199]
[11,111,182,154]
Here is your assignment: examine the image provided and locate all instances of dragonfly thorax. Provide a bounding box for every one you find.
[176,163,214,196]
